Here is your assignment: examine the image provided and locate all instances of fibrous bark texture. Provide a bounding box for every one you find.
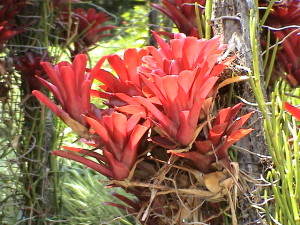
[212,1,268,224]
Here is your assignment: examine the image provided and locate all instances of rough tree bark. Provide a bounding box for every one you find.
[212,1,268,224]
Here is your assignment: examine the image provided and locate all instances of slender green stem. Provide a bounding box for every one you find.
[259,0,276,29]
[195,3,204,38]
[204,0,212,39]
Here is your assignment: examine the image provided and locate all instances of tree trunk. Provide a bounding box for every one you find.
[212,1,268,224]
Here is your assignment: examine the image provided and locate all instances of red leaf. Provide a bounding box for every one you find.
[72,54,87,92]
[227,111,255,135]
[85,116,108,143]
[216,128,254,159]
[168,150,213,173]
[122,121,150,168]
[103,149,130,180]
[285,102,300,121]
[62,146,108,163]
[52,150,113,177]
[195,140,213,154]
[110,192,140,209]
[32,90,68,121]
[177,110,194,146]
[209,123,228,146]
[108,54,129,83]
[134,96,177,137]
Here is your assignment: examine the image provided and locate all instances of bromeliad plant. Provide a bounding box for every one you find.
[151,0,207,38]
[33,32,253,224]
[58,7,115,56]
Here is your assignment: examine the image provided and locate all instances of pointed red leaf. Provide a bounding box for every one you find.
[52,150,113,177]
[152,31,173,59]
[177,110,194,146]
[162,75,179,102]
[134,96,177,138]
[62,146,108,163]
[116,105,147,118]
[195,140,213,154]
[122,120,151,168]
[209,123,228,146]
[108,54,128,82]
[85,116,108,143]
[32,90,68,121]
[216,128,254,159]
[168,150,213,173]
[103,149,130,180]
[285,102,300,121]
[227,111,255,135]
[72,54,87,92]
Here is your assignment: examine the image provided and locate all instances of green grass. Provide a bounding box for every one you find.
[59,160,138,225]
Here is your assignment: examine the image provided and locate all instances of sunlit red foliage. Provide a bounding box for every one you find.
[33,54,104,127]
[285,102,300,121]
[151,0,206,38]
[53,112,151,180]
[170,103,254,173]
[134,33,235,147]
[140,32,234,77]
[91,48,149,107]
[33,32,252,183]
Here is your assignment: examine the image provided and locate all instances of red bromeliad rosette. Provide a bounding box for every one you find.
[169,103,254,173]
[53,112,151,180]
[33,32,254,223]
[32,54,105,128]
[33,32,253,179]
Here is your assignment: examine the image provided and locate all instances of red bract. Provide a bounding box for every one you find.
[285,102,300,121]
[60,8,115,55]
[32,54,105,127]
[274,29,300,85]
[151,0,206,37]
[140,32,234,77]
[133,34,235,147]
[53,112,151,180]
[14,51,52,91]
[91,48,149,107]
[170,103,254,173]
[135,69,216,147]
